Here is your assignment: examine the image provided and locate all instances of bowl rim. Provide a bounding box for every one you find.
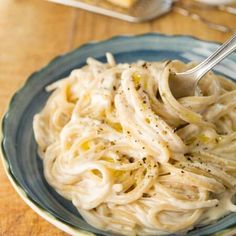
[1,32,236,236]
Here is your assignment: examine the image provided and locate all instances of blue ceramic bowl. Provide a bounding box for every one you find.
[2,33,236,236]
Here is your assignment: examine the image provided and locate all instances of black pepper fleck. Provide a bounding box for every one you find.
[129,157,134,163]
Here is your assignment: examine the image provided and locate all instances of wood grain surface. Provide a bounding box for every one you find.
[0,0,236,235]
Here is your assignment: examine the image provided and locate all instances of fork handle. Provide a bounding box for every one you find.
[188,33,236,82]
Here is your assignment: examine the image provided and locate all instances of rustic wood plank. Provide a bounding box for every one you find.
[72,9,152,47]
[0,0,75,235]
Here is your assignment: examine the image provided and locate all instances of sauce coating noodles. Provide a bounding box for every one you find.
[33,54,236,235]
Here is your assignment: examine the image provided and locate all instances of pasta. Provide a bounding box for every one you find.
[33,53,236,235]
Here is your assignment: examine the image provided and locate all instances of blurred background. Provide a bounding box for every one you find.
[0,0,236,235]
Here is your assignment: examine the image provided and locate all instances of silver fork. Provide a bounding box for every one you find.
[170,33,236,98]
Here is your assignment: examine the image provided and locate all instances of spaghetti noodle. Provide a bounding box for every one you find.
[33,53,236,235]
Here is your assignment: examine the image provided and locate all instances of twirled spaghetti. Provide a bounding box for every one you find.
[33,53,236,235]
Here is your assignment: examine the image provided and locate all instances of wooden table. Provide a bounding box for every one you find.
[0,0,236,235]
